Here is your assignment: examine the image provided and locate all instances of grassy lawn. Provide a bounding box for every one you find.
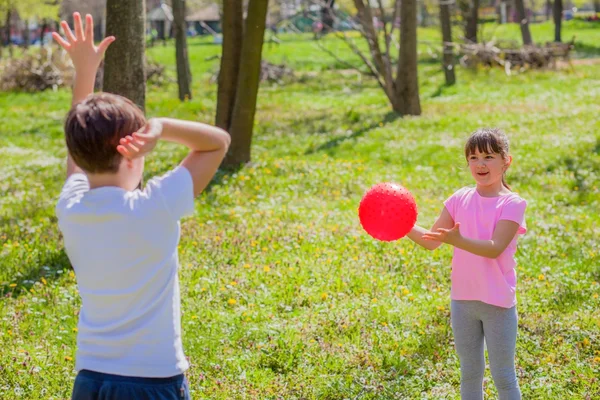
[1,21,599,399]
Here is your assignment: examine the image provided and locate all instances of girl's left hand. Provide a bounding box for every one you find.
[422,223,461,245]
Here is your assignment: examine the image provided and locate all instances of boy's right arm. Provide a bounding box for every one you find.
[158,118,231,197]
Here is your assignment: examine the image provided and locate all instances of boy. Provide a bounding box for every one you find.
[53,13,230,399]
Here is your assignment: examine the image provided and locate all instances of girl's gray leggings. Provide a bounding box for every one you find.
[451,300,521,400]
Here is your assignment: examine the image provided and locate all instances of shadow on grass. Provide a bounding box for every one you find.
[0,246,70,298]
[430,81,456,98]
[304,111,400,155]
[573,42,600,58]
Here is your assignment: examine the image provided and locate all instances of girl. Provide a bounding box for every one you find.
[407,128,526,400]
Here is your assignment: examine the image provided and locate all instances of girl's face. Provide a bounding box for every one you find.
[467,148,511,188]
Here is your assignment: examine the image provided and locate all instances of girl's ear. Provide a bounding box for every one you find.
[504,155,513,170]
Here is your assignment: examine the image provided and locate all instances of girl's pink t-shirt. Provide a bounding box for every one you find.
[443,187,527,308]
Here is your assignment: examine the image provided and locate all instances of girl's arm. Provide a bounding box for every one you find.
[423,220,520,259]
[407,207,455,251]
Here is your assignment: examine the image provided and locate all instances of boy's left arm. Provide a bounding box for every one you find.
[53,12,115,178]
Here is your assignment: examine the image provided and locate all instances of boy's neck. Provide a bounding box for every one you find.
[87,172,135,191]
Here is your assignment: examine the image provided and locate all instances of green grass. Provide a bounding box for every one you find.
[1,21,599,399]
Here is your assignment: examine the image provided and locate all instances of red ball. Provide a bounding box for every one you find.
[358,183,418,241]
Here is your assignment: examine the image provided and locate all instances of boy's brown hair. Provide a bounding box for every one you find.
[65,93,146,173]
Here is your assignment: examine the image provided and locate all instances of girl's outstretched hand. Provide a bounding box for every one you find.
[422,223,462,245]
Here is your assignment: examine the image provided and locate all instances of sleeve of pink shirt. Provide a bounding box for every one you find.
[442,187,467,221]
[499,195,527,235]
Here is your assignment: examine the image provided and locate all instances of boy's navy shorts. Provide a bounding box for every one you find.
[71,369,191,400]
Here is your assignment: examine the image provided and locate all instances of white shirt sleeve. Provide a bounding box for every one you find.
[56,173,90,219]
[144,166,195,221]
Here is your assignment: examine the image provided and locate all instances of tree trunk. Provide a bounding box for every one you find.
[5,10,12,57]
[224,0,269,167]
[465,0,479,43]
[553,0,562,42]
[172,0,192,101]
[514,0,532,45]
[595,0,600,13]
[395,0,421,115]
[40,20,48,46]
[23,19,29,49]
[546,0,552,20]
[322,0,335,33]
[104,0,146,110]
[440,0,456,85]
[216,0,243,131]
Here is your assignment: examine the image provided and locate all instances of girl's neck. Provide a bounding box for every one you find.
[476,182,511,198]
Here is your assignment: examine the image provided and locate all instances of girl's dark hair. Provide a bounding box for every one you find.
[464,128,511,189]
[65,93,147,173]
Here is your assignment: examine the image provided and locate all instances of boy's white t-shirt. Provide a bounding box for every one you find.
[55,166,194,378]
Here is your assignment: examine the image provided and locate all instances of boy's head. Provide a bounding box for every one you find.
[65,93,146,177]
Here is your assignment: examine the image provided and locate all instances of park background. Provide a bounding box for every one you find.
[0,0,599,399]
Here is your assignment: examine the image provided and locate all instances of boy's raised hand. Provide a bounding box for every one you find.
[117,119,163,160]
[52,13,115,74]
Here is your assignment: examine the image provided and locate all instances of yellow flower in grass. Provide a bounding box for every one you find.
[228,298,237,305]
[538,274,545,281]
[9,283,16,288]
[65,356,73,361]
[321,293,328,300]
[263,266,271,272]
[41,277,47,285]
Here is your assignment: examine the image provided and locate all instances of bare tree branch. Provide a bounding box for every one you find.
[377,0,391,63]
[314,36,373,77]
[336,31,386,91]
[389,0,400,40]
[353,0,386,77]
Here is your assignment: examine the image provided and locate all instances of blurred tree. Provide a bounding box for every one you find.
[216,0,270,167]
[0,0,59,53]
[104,0,146,110]
[172,0,192,100]
[514,0,532,45]
[335,0,420,115]
[440,0,456,85]
[553,0,562,42]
